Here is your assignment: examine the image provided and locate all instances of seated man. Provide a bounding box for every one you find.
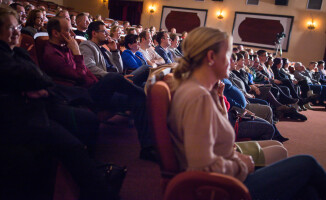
[154,31,174,64]
[0,6,116,199]
[80,21,149,87]
[73,12,89,38]
[293,62,326,107]
[316,60,326,84]
[169,33,183,61]
[42,17,155,161]
[138,30,164,68]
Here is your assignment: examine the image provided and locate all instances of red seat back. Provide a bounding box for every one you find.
[164,171,251,200]
[19,33,39,66]
[34,35,49,68]
[147,80,179,190]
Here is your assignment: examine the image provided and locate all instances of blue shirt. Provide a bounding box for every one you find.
[222,79,247,109]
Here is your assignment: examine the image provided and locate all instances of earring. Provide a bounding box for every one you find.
[209,61,214,66]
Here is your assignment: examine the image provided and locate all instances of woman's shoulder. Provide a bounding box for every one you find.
[173,80,212,104]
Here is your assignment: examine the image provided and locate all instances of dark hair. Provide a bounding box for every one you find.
[123,21,129,25]
[136,24,142,28]
[9,3,23,10]
[124,34,139,50]
[25,9,42,27]
[139,30,148,41]
[152,34,157,43]
[170,33,178,41]
[271,57,282,72]
[47,16,62,38]
[231,53,237,61]
[309,61,317,65]
[232,47,238,52]
[239,50,247,56]
[318,60,325,65]
[257,50,267,56]
[156,31,167,45]
[126,27,136,35]
[282,58,288,68]
[87,20,105,40]
[235,53,244,61]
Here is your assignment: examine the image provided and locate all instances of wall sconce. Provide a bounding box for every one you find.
[307,19,316,30]
[149,5,156,14]
[216,10,224,20]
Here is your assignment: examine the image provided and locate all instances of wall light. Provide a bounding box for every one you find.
[216,10,224,20]
[149,5,156,14]
[307,19,316,30]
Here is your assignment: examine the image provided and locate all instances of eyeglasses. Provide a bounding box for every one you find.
[36,17,44,21]
[97,30,109,34]
[9,25,22,32]
[18,11,26,16]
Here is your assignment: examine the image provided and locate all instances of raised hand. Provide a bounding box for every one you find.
[61,33,81,55]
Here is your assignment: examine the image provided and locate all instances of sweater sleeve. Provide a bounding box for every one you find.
[79,43,108,78]
[182,94,248,181]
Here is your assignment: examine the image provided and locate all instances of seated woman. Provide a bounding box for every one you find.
[21,9,46,37]
[167,27,326,199]
[121,34,150,70]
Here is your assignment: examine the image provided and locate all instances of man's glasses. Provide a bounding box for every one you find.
[9,25,22,32]
[97,30,109,34]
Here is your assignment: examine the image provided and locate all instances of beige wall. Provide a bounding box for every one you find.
[62,0,109,18]
[141,0,326,66]
[51,0,63,6]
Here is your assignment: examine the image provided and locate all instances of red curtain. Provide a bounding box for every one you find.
[108,0,143,25]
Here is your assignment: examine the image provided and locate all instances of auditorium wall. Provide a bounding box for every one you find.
[140,0,326,66]
[62,0,109,18]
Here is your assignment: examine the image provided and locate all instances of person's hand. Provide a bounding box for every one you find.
[106,36,118,51]
[24,89,49,99]
[124,74,134,83]
[217,81,225,97]
[236,152,255,174]
[274,79,282,84]
[246,93,255,99]
[61,33,81,55]
[255,87,261,95]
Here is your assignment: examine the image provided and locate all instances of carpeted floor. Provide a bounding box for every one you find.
[96,107,326,200]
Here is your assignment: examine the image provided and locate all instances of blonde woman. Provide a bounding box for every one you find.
[167,27,326,199]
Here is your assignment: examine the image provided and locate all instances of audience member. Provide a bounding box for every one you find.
[155,31,174,64]
[121,34,151,72]
[122,20,130,33]
[9,2,26,25]
[74,12,89,38]
[70,14,76,27]
[0,6,117,199]
[24,4,34,15]
[22,9,46,37]
[170,27,176,34]
[110,25,121,43]
[42,17,155,161]
[138,30,164,67]
[168,26,326,200]
[169,33,183,60]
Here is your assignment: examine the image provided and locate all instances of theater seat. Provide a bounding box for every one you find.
[19,33,39,66]
[34,35,49,67]
[147,78,251,200]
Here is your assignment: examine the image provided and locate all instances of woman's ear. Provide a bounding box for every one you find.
[206,50,215,66]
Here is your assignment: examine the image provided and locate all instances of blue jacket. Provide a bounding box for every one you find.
[121,49,147,69]
[222,79,247,109]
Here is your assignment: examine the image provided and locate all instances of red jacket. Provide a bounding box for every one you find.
[42,41,98,88]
